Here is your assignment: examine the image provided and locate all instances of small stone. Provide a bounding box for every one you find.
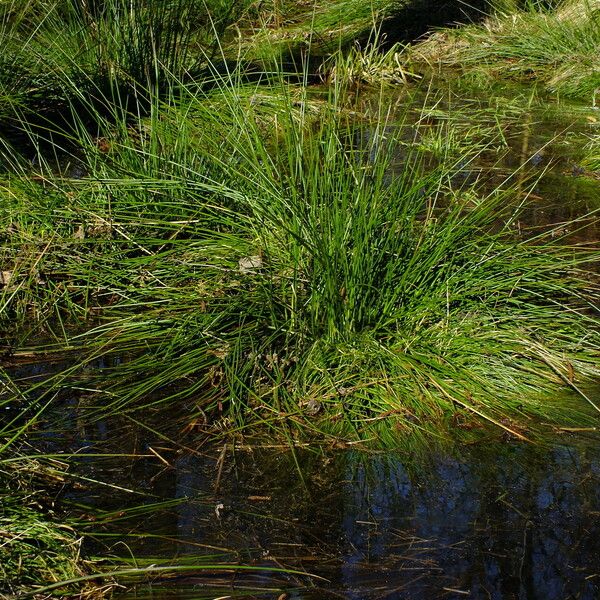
[239,255,263,274]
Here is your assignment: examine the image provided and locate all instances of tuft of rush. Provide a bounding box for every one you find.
[3,73,598,445]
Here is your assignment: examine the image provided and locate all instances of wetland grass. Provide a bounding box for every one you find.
[0,401,98,598]
[411,0,600,101]
[0,0,251,135]
[4,72,597,445]
[239,0,400,63]
[0,2,599,594]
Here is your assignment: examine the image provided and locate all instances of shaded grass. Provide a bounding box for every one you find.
[0,0,251,133]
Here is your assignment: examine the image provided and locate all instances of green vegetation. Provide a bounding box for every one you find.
[0,473,88,596]
[584,131,600,170]
[0,0,250,130]
[239,0,401,62]
[0,414,97,597]
[3,80,598,442]
[1,0,599,596]
[412,0,600,100]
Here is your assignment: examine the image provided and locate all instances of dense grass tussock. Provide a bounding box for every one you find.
[0,0,250,126]
[411,0,600,100]
[3,79,598,443]
[0,495,87,595]
[0,459,94,596]
[239,0,402,62]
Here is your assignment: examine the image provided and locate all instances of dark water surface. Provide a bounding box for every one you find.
[31,403,600,600]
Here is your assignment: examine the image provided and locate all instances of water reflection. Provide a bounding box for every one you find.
[355,83,600,244]
[336,445,600,599]
[48,417,600,600]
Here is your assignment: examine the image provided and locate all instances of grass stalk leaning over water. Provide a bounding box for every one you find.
[584,131,600,171]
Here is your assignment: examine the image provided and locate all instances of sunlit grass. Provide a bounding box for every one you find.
[0,3,599,592]
[3,69,597,445]
[239,0,400,63]
[0,0,251,131]
[411,0,600,100]
[0,0,598,448]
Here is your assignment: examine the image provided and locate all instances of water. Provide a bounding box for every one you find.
[26,401,600,600]
[355,79,600,242]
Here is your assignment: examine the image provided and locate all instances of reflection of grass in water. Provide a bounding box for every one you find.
[0,382,105,596]
[2,70,598,446]
[0,432,309,596]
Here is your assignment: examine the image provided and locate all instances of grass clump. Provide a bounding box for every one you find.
[0,0,251,130]
[239,0,403,63]
[0,484,90,596]
[7,78,597,444]
[321,41,420,87]
[1,1,598,595]
[0,2,597,447]
[411,0,600,100]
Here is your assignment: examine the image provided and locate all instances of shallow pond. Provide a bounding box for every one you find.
[369,79,600,243]
[28,398,600,600]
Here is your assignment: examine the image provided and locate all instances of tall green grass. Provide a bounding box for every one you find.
[0,0,250,129]
[0,0,598,445]
[239,0,401,63]
[4,71,597,444]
